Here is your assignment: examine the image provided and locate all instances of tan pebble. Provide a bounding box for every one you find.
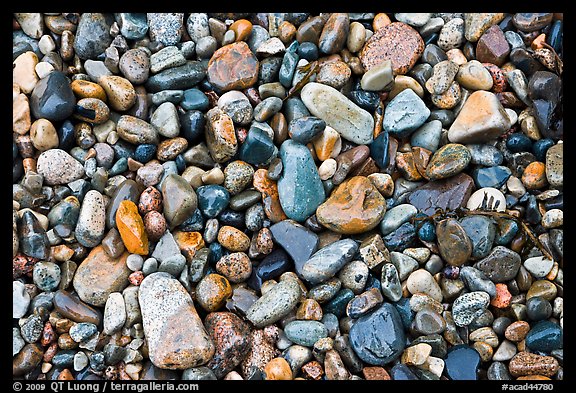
[473,341,494,362]
[71,79,108,102]
[373,13,391,31]
[264,357,293,380]
[30,118,59,151]
[74,98,110,124]
[201,167,225,185]
[99,75,137,112]
[215,252,252,283]
[217,226,250,252]
[367,173,394,197]
[13,93,31,135]
[446,49,468,65]
[318,158,337,180]
[388,75,425,100]
[13,51,39,94]
[431,80,461,109]
[505,320,530,342]
[401,343,432,366]
[296,299,323,321]
[278,21,297,44]
[35,62,54,79]
[521,161,548,190]
[509,351,559,378]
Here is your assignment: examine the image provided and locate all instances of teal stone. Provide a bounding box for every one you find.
[48,198,80,228]
[277,140,325,222]
[323,288,355,318]
[495,219,519,246]
[445,345,480,380]
[284,320,328,347]
[472,166,512,189]
[418,220,436,242]
[288,116,326,144]
[459,215,496,260]
[181,88,209,111]
[279,51,299,88]
[393,297,414,330]
[410,120,442,153]
[239,127,276,166]
[283,97,311,123]
[116,13,149,40]
[382,89,430,139]
[525,320,563,353]
[196,185,230,218]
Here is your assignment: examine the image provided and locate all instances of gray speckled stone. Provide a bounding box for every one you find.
[474,246,521,283]
[13,328,25,356]
[383,89,430,139]
[36,149,85,186]
[300,239,359,285]
[147,13,184,46]
[245,279,301,328]
[459,266,497,299]
[75,190,106,248]
[452,291,490,327]
[284,320,328,347]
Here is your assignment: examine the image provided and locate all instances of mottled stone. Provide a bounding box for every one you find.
[116,200,149,255]
[36,149,84,186]
[245,279,301,328]
[452,292,490,327]
[205,312,251,378]
[509,351,559,378]
[205,107,238,164]
[207,42,259,92]
[383,89,430,139]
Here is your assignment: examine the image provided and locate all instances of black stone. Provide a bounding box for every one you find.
[247,248,292,291]
[145,61,207,93]
[30,71,76,122]
[323,288,354,318]
[218,209,245,230]
[19,210,50,260]
[349,90,380,112]
[179,110,206,145]
[134,144,157,163]
[383,222,417,252]
[444,345,480,380]
[509,48,546,77]
[422,44,447,66]
[409,63,433,90]
[528,71,562,108]
[283,97,310,124]
[258,57,283,84]
[526,296,552,322]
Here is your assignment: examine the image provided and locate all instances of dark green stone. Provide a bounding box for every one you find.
[239,127,276,166]
[323,288,354,318]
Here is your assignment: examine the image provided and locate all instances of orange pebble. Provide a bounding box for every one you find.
[229,19,253,42]
[521,161,548,190]
[253,169,288,223]
[373,13,391,31]
[490,283,512,308]
[264,357,293,380]
[531,34,547,50]
[116,200,149,255]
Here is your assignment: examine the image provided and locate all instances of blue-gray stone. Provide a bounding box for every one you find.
[393,297,415,330]
[410,120,443,153]
[13,30,41,58]
[269,220,319,273]
[288,116,326,144]
[109,158,128,176]
[179,209,204,232]
[69,323,98,343]
[300,239,358,285]
[532,138,555,162]
[495,219,519,246]
[30,71,76,122]
[279,51,299,88]
[145,61,206,93]
[349,303,406,366]
[323,288,354,318]
[74,13,113,60]
[459,266,497,299]
[370,131,390,169]
[297,42,319,61]
[156,161,178,190]
[467,144,504,167]
[283,97,311,123]
[239,127,276,166]
[472,166,512,189]
[383,89,430,139]
[525,320,563,353]
[284,320,328,347]
[134,144,157,163]
[459,215,496,260]
[116,13,149,40]
[390,364,419,380]
[196,185,230,218]
[445,345,480,380]
[380,204,418,236]
[277,140,325,222]
[181,88,209,111]
[506,133,533,153]
[383,222,417,252]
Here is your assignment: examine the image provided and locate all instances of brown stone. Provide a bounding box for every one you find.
[316,176,386,235]
[13,93,31,135]
[505,321,531,342]
[436,218,473,266]
[301,360,324,380]
[13,344,43,376]
[196,274,233,312]
[229,19,253,42]
[476,25,511,67]
[324,349,350,380]
[407,172,475,216]
[396,151,423,181]
[509,351,559,378]
[318,13,350,55]
[205,312,251,378]
[363,366,391,380]
[138,186,163,215]
[412,147,433,179]
[360,22,424,75]
[143,210,167,242]
[217,226,250,252]
[207,42,259,92]
[264,357,293,380]
[296,299,323,321]
[521,161,548,190]
[157,137,189,161]
[72,245,131,307]
[253,169,288,223]
[52,290,102,325]
[205,107,238,163]
[71,79,108,101]
[98,75,136,112]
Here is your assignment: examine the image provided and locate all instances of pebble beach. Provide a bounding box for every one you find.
[13,12,563,381]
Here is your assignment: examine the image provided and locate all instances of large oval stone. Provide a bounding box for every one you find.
[36,149,85,186]
[459,215,496,260]
[72,245,131,307]
[300,239,359,285]
[30,71,76,122]
[316,176,386,235]
[139,272,215,369]
[426,143,471,180]
[245,279,301,328]
[360,22,424,74]
[161,174,198,229]
[74,13,113,59]
[116,200,149,255]
[349,303,406,365]
[301,82,374,145]
[436,218,472,266]
[207,42,259,92]
[448,91,511,143]
[277,140,325,222]
[145,61,206,93]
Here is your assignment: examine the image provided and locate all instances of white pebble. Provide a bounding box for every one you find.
[103,292,127,335]
[35,62,54,79]
[127,254,144,271]
[523,256,554,279]
[318,158,337,180]
[505,108,518,125]
[466,187,506,212]
[38,35,56,55]
[542,208,563,229]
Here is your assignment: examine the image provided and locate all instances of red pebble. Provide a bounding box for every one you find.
[129,271,144,286]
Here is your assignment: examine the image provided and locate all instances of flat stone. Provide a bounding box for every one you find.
[284,320,328,347]
[426,143,471,180]
[207,42,259,92]
[410,120,443,153]
[245,279,301,328]
[13,281,30,319]
[269,220,318,273]
[139,272,214,369]
[147,13,184,46]
[319,13,350,55]
[459,266,497,299]
[448,91,511,143]
[117,115,159,144]
[524,256,554,279]
[360,60,393,91]
[301,82,374,145]
[472,165,512,189]
[316,176,386,235]
[162,174,198,228]
[407,269,443,302]
[145,61,206,93]
[508,351,559,378]
[525,320,562,353]
[383,89,430,139]
[277,140,325,222]
[360,22,424,74]
[300,239,359,285]
[545,143,563,188]
[445,345,481,380]
[116,200,148,255]
[459,215,496,260]
[349,303,406,365]
[73,246,131,307]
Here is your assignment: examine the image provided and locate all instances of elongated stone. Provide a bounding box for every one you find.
[277,140,325,222]
[284,320,328,347]
[75,190,106,248]
[300,239,359,285]
[205,107,238,164]
[145,61,206,93]
[116,200,149,255]
[139,272,215,369]
[245,279,301,328]
[301,82,374,144]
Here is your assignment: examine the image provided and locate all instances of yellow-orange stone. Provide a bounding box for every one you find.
[217,226,250,252]
[172,231,205,262]
[253,169,288,223]
[229,19,253,42]
[116,200,149,255]
[264,357,293,380]
[70,79,108,102]
[521,161,548,190]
